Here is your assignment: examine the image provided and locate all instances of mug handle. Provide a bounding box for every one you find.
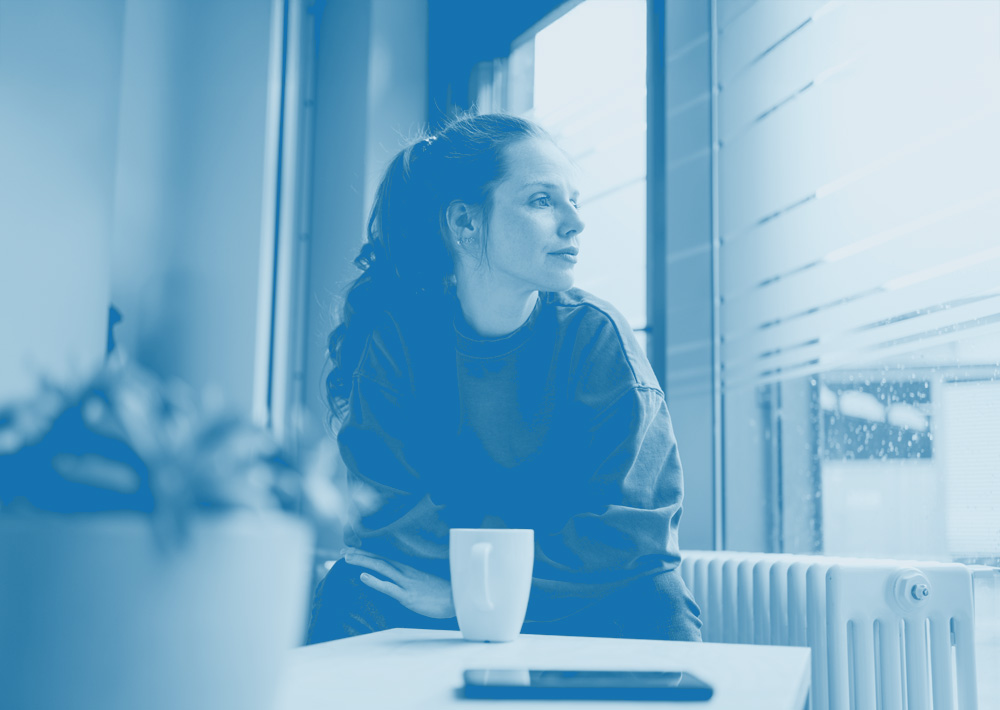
[471,542,494,611]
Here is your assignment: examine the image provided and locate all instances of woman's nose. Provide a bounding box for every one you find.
[560,205,585,238]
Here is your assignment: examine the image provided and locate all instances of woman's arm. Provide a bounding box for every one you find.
[525,385,685,622]
[334,310,463,617]
[335,372,459,618]
[337,370,453,565]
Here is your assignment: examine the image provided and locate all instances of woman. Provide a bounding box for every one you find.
[308,113,701,642]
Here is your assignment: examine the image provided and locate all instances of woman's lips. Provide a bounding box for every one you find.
[549,248,579,263]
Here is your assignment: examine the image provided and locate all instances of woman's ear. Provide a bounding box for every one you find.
[444,201,482,246]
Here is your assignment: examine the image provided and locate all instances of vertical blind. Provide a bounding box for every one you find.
[716,0,1000,389]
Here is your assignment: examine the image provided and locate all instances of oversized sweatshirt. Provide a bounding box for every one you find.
[337,287,686,622]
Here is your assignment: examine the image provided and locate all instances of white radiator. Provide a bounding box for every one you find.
[679,552,978,710]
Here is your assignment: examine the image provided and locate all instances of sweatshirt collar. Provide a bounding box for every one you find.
[453,294,542,359]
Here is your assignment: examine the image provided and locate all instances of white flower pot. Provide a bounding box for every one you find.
[0,511,314,710]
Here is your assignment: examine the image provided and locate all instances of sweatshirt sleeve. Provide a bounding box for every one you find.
[335,319,453,576]
[526,385,685,622]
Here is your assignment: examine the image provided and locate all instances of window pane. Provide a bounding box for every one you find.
[514,0,647,329]
[717,0,1000,565]
[727,329,1000,563]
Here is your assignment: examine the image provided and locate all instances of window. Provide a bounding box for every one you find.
[490,0,1000,565]
[490,0,649,351]
[715,0,1000,565]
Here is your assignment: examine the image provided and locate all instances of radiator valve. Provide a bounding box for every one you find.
[890,569,931,611]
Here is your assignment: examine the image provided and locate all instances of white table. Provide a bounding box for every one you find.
[275,628,811,709]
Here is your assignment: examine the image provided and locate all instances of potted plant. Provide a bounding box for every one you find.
[0,361,365,710]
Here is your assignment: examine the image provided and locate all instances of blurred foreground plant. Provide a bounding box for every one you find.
[0,360,372,550]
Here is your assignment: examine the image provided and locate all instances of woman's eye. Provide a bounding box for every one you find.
[531,195,552,208]
[570,199,581,210]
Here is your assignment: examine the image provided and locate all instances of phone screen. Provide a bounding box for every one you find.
[463,669,714,701]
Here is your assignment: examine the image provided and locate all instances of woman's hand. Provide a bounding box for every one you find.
[341,547,455,619]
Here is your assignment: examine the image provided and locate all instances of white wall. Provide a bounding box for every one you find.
[364,0,429,216]
[111,0,277,414]
[0,0,125,403]
[0,0,279,416]
[302,0,428,425]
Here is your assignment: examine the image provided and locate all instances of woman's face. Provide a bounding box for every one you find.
[481,137,585,294]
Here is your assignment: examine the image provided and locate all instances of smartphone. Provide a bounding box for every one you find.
[462,669,714,701]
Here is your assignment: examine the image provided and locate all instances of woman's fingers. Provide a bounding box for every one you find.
[342,547,411,573]
[342,550,401,581]
[343,551,455,619]
[359,572,403,601]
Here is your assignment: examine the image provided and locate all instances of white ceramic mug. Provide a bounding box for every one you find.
[449,528,534,642]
